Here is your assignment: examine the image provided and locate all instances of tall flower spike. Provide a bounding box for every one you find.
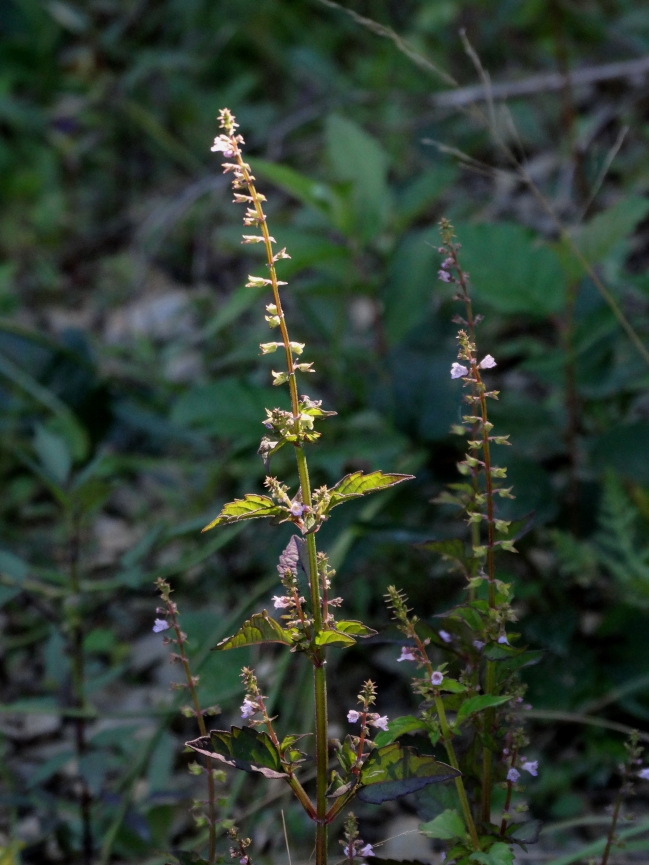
[210,108,313,424]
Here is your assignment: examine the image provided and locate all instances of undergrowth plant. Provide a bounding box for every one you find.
[154,111,649,865]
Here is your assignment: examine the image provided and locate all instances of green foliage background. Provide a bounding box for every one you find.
[2,0,649,861]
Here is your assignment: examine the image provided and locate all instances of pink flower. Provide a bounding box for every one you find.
[438,269,451,283]
[439,630,452,643]
[347,710,361,723]
[211,135,236,157]
[397,647,417,662]
[153,618,170,633]
[273,596,292,609]
[370,715,389,731]
[479,354,497,369]
[241,699,256,719]
[522,759,538,777]
[290,501,305,517]
[451,363,469,379]
[507,768,520,783]
[431,671,444,686]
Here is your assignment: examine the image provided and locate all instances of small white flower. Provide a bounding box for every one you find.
[359,845,375,857]
[450,363,469,379]
[498,634,509,645]
[479,354,497,369]
[273,596,292,609]
[370,715,389,731]
[438,269,451,283]
[153,618,170,633]
[240,698,256,719]
[439,630,452,643]
[343,846,350,857]
[290,501,305,517]
[522,759,538,777]
[473,640,485,650]
[347,710,361,723]
[431,671,444,686]
[397,646,417,662]
[638,767,649,780]
[507,767,520,783]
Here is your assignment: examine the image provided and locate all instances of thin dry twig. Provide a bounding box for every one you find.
[431,55,649,109]
[313,0,457,87]
[576,124,630,224]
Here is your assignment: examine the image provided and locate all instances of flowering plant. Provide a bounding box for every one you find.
[148,111,649,865]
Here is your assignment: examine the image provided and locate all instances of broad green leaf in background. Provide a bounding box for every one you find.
[203,495,283,531]
[455,694,512,726]
[455,222,565,315]
[186,727,285,779]
[418,539,468,570]
[249,158,337,223]
[469,842,515,865]
[171,377,283,445]
[558,195,649,283]
[215,612,294,650]
[383,226,439,345]
[394,165,458,230]
[33,424,71,485]
[507,819,542,844]
[374,715,427,747]
[325,115,391,242]
[419,808,466,840]
[357,743,460,803]
[327,471,414,511]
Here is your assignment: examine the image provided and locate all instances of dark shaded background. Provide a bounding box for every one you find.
[2,1,649,862]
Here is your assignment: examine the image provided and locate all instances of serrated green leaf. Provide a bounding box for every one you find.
[202,495,283,531]
[419,808,466,840]
[315,629,357,647]
[186,727,285,779]
[214,612,294,650]
[327,471,414,511]
[334,620,377,638]
[469,842,514,865]
[357,743,459,803]
[374,715,426,747]
[455,695,512,726]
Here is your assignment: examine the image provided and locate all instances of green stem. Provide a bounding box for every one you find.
[434,696,481,850]
[235,132,329,865]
